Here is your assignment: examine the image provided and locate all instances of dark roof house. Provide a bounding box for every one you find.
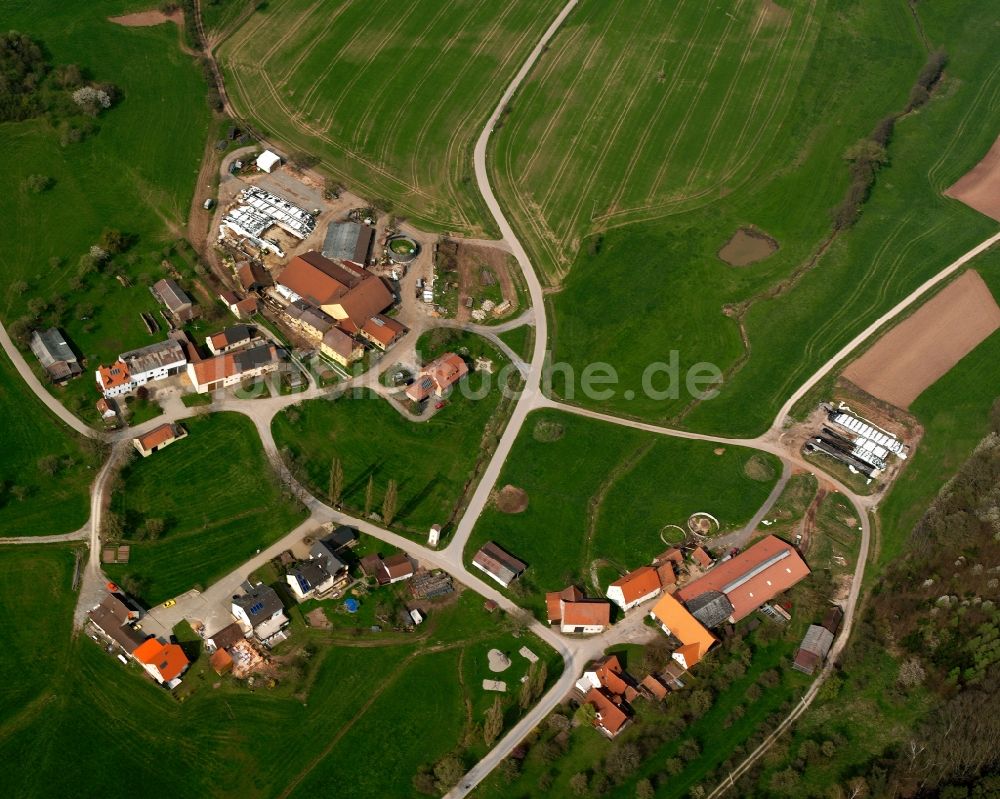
[30,328,82,382]
[472,542,527,588]
[152,278,195,322]
[87,593,146,654]
[793,624,835,675]
[322,221,375,266]
[309,539,349,575]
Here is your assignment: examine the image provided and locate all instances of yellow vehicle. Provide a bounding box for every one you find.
[162,599,176,608]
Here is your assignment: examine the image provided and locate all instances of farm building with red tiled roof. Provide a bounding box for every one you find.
[606,565,662,611]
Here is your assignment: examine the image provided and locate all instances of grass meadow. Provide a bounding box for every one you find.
[465,409,781,619]
[217,0,564,235]
[0,0,211,432]
[106,413,307,604]
[0,549,560,799]
[489,0,1000,435]
[0,352,101,537]
[274,336,512,541]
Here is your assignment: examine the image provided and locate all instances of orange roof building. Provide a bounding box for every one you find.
[584,687,630,738]
[406,353,470,402]
[275,251,393,327]
[360,314,406,350]
[210,648,233,675]
[576,655,636,737]
[186,342,279,394]
[133,639,189,686]
[606,565,662,611]
[677,535,810,622]
[691,546,714,569]
[133,422,186,457]
[649,592,717,671]
[641,674,669,700]
[95,360,134,398]
[546,585,611,634]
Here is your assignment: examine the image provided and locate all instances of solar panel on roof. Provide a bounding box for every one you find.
[250,601,264,614]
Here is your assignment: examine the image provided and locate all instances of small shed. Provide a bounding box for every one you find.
[210,648,233,675]
[256,150,281,173]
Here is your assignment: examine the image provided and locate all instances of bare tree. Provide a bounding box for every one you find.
[364,475,374,517]
[483,696,503,747]
[382,479,398,525]
[329,458,344,506]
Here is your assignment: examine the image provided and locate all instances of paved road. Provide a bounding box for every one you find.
[0,321,97,438]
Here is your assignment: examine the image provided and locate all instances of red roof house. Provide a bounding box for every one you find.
[677,536,810,622]
[606,566,662,611]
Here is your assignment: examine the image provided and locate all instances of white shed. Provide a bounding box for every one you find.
[256,150,281,173]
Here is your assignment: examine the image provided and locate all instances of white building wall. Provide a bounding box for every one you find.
[561,622,606,634]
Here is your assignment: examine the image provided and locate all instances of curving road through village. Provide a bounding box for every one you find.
[1,0,998,795]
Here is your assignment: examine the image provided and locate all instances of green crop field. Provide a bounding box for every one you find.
[0,351,100,537]
[0,0,210,381]
[0,549,560,799]
[465,409,781,619]
[273,334,512,540]
[106,413,307,604]
[218,0,564,235]
[490,0,1000,435]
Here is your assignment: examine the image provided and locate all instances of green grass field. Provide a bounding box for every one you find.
[0,352,100,537]
[274,337,512,540]
[0,0,210,368]
[0,549,560,799]
[490,0,1000,435]
[106,413,306,603]
[465,409,781,619]
[218,0,564,234]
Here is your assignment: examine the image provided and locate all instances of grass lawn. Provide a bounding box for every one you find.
[106,412,307,604]
[465,409,781,619]
[497,324,533,362]
[217,0,564,235]
[0,548,561,799]
[274,335,514,541]
[0,351,101,537]
[0,546,80,718]
[494,0,1000,435]
[0,0,210,409]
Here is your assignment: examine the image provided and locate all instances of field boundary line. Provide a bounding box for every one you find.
[439,8,541,227]
[774,228,1000,426]
[642,0,750,204]
[314,1,422,130]
[275,0,351,87]
[604,0,712,213]
[536,0,631,212]
[295,0,391,117]
[595,0,815,228]
[681,1,768,191]
[356,0,468,151]
[258,0,325,72]
[554,0,671,243]
[927,59,1000,190]
[517,3,607,182]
